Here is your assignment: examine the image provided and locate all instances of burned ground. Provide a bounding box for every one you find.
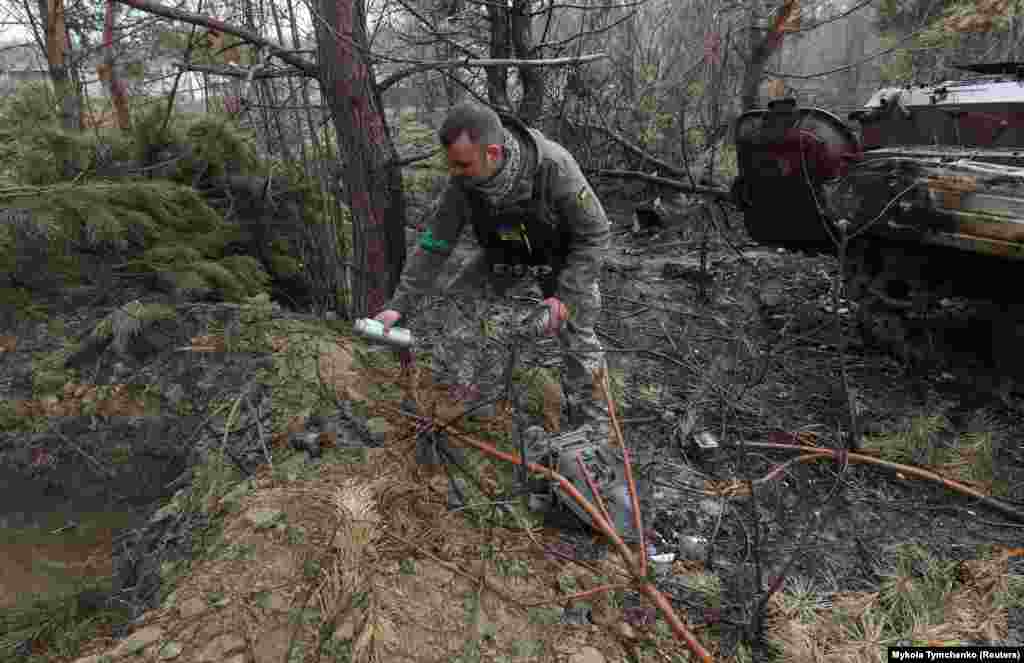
[1,194,1022,663]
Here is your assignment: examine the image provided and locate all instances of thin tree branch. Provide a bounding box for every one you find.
[571,121,689,180]
[526,0,649,14]
[766,21,933,80]
[588,169,732,200]
[782,0,876,35]
[376,52,607,93]
[387,149,443,169]
[174,61,299,78]
[111,0,318,76]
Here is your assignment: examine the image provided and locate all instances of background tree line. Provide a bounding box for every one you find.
[0,0,1018,316]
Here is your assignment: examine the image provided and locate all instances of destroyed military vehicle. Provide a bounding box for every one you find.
[731,63,1024,378]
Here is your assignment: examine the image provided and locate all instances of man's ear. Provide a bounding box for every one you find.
[485,143,503,162]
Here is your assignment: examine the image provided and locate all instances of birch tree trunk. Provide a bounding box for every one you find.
[315,0,407,318]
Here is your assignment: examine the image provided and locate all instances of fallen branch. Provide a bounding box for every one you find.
[439,419,712,662]
[745,440,1024,523]
[589,169,732,200]
[376,359,711,659]
[597,364,648,578]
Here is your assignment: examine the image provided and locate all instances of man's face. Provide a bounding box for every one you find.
[446,134,501,184]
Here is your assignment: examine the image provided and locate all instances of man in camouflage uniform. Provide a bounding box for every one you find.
[374,102,612,439]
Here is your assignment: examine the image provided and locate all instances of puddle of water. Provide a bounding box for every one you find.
[0,467,143,608]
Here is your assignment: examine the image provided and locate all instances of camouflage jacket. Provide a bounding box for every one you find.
[384,116,610,321]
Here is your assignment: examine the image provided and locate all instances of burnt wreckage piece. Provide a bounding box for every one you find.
[732,68,1024,379]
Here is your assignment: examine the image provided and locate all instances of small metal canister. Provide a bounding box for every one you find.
[683,429,720,460]
[353,318,414,349]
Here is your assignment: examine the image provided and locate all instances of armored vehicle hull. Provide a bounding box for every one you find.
[732,65,1024,381]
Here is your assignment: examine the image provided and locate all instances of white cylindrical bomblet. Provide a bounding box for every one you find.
[353,318,414,349]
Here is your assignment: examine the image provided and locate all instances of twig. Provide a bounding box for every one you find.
[112,0,317,76]
[522,583,627,607]
[376,53,609,92]
[753,445,851,631]
[706,493,729,568]
[285,515,341,663]
[55,432,114,479]
[596,365,648,579]
[382,531,528,608]
[752,452,833,487]
[576,453,614,526]
[441,428,712,662]
[221,393,245,452]
[745,441,1024,523]
[160,0,204,136]
[621,306,652,320]
[658,318,679,355]
[251,395,273,470]
[589,169,732,199]
[570,120,690,180]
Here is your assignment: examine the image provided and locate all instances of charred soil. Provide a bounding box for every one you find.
[0,197,1022,663]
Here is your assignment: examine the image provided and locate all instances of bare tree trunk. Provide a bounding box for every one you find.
[269,0,298,162]
[439,0,464,106]
[38,0,81,133]
[841,9,867,110]
[741,0,799,111]
[316,0,407,317]
[99,0,131,130]
[486,0,510,110]
[510,0,543,123]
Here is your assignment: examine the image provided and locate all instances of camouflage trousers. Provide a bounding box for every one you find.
[426,251,611,433]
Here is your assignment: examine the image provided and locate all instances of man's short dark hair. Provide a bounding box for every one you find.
[438,103,504,148]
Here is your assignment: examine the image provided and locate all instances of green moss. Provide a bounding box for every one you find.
[0,401,37,432]
[0,287,47,321]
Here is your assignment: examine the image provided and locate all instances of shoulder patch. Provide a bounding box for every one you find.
[419,228,450,253]
[576,187,598,215]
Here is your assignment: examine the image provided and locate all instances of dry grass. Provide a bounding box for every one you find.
[766,546,1024,661]
[52,330,732,663]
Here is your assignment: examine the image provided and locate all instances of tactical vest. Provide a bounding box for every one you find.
[463,159,574,298]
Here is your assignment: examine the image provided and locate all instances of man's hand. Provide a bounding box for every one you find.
[374,309,414,372]
[374,309,402,330]
[541,297,569,336]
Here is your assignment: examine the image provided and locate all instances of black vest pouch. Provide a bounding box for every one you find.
[469,161,572,299]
